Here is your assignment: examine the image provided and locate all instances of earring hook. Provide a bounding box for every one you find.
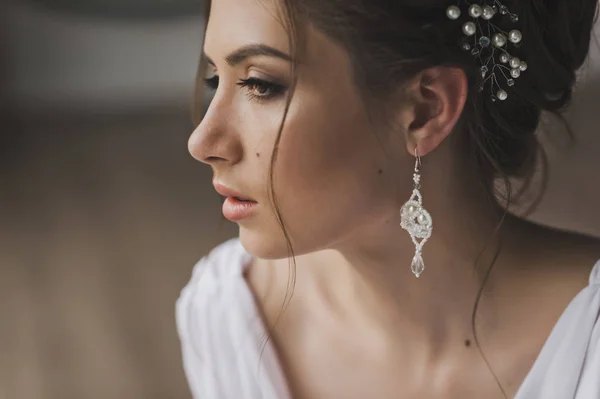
[414,147,421,172]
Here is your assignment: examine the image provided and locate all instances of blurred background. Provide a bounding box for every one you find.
[0,1,599,398]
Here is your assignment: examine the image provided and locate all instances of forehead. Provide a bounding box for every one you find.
[205,0,290,56]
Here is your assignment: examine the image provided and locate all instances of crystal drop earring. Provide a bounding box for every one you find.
[400,148,433,278]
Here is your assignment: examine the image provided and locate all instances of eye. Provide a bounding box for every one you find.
[237,77,286,102]
[203,75,219,90]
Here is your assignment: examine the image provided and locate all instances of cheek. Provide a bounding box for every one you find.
[269,88,399,251]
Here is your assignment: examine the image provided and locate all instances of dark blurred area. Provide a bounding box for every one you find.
[0,1,598,399]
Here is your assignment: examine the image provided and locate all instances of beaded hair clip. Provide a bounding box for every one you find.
[446,1,527,101]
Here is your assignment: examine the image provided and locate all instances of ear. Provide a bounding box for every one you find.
[397,67,468,157]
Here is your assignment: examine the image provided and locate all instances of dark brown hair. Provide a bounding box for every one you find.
[195,0,599,395]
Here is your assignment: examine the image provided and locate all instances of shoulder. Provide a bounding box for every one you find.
[545,260,600,393]
[516,256,600,397]
[536,228,600,336]
[523,220,600,289]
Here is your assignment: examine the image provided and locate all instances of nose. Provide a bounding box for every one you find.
[188,103,244,167]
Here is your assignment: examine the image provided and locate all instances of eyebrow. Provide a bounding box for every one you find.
[204,44,292,67]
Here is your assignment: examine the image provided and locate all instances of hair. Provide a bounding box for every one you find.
[195,0,599,395]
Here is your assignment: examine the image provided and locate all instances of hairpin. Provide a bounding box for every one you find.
[446,1,527,101]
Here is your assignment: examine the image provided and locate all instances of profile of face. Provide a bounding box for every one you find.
[189,0,427,259]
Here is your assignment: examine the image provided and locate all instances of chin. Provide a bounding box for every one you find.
[237,224,293,260]
[238,222,323,260]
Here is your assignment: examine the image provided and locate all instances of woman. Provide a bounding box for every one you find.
[177,0,600,397]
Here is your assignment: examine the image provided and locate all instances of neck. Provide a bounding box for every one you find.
[293,149,531,358]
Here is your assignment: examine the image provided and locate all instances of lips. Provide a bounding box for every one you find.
[213,183,257,203]
[213,183,258,222]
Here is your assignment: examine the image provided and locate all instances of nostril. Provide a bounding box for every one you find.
[205,156,226,163]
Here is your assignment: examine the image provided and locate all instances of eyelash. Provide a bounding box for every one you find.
[203,76,286,102]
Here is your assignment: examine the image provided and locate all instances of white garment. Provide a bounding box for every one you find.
[176,238,600,399]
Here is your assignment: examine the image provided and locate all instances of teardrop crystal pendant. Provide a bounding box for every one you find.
[411,254,425,278]
[400,150,433,278]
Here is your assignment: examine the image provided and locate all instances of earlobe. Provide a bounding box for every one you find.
[404,67,468,157]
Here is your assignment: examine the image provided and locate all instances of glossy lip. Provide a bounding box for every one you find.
[222,197,258,222]
[213,183,256,202]
[213,182,258,222]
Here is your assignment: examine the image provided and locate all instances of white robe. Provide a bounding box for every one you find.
[176,238,600,399]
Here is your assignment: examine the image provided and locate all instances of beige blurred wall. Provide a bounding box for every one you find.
[0,111,238,399]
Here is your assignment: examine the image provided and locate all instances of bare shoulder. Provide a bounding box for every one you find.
[522,219,600,285]
[544,226,600,268]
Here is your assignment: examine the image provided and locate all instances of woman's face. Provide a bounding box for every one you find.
[189,0,410,259]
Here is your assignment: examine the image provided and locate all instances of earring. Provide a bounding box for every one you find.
[400,148,433,278]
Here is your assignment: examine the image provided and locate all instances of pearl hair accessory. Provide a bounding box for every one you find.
[447,1,527,102]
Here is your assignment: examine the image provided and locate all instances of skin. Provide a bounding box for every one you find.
[188,0,600,397]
